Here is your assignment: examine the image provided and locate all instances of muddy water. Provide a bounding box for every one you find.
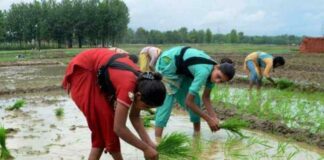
[0,91,323,160]
[0,65,66,91]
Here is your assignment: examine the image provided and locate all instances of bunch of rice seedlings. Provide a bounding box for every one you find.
[219,118,249,138]
[0,125,13,160]
[143,115,154,128]
[6,99,26,111]
[157,132,195,159]
[276,79,295,90]
[55,107,64,118]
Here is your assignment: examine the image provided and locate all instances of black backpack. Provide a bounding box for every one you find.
[175,47,217,78]
[97,53,141,105]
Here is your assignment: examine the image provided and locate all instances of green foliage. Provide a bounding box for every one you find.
[6,99,26,111]
[0,125,13,160]
[157,132,195,159]
[1,0,129,49]
[55,107,64,117]
[219,118,249,138]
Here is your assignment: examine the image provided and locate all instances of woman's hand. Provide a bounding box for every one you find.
[143,146,158,160]
[207,116,219,132]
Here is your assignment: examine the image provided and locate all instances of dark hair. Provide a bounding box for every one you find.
[273,56,285,68]
[129,54,139,64]
[135,72,166,107]
[220,58,234,65]
[219,63,235,80]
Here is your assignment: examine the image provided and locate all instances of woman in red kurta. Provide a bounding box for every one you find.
[62,48,166,160]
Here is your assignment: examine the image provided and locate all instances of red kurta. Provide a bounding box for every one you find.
[62,48,139,152]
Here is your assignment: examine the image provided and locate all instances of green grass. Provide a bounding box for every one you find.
[55,107,64,118]
[6,99,26,111]
[157,132,195,159]
[0,125,13,160]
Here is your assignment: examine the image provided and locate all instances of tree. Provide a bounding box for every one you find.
[135,27,148,43]
[238,32,244,43]
[107,0,129,46]
[178,27,188,43]
[229,29,238,43]
[84,0,100,47]
[60,0,74,48]
[73,0,86,48]
[205,28,213,43]
[0,10,5,42]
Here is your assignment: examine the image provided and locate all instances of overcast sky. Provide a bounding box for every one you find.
[1,0,324,36]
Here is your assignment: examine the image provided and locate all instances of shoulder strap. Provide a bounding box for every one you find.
[175,46,191,75]
[97,53,141,105]
[175,46,217,78]
[184,57,217,67]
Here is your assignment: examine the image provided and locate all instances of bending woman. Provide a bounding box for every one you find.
[154,46,235,139]
[62,48,166,160]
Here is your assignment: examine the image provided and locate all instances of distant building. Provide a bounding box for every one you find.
[300,37,324,53]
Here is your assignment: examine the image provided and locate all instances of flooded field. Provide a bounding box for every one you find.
[0,65,65,92]
[0,55,323,159]
[1,90,323,160]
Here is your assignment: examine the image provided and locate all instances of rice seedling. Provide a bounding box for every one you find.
[286,148,300,160]
[224,135,247,159]
[55,107,64,118]
[219,118,249,138]
[212,85,324,135]
[0,125,13,160]
[157,132,195,159]
[276,142,289,155]
[6,99,26,111]
[246,137,272,149]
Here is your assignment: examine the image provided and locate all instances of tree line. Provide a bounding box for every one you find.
[123,27,303,45]
[0,0,303,50]
[0,0,129,50]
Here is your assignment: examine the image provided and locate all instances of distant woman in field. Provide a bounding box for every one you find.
[62,48,166,160]
[154,46,235,139]
[244,51,285,90]
[139,46,162,72]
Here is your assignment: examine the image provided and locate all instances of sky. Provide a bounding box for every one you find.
[1,0,324,36]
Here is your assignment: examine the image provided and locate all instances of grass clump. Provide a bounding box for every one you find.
[219,118,249,138]
[6,99,26,111]
[55,107,64,118]
[0,125,13,160]
[157,132,195,159]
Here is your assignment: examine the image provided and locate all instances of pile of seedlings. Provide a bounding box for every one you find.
[219,118,249,138]
[157,132,195,159]
[0,125,13,160]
